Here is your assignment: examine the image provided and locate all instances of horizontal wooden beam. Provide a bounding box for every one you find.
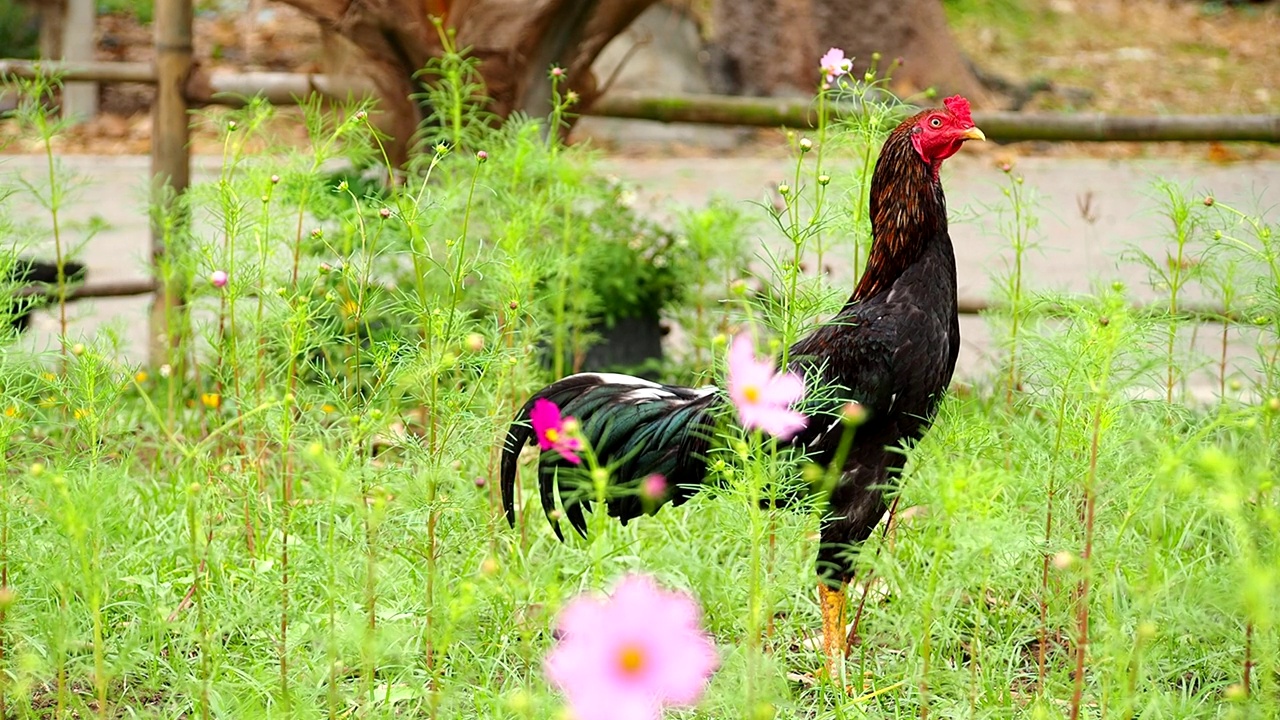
[587,92,1280,143]
[15,280,1250,324]
[0,59,156,83]
[4,62,1278,142]
[16,278,157,300]
[0,60,375,105]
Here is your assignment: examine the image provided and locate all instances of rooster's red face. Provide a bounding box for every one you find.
[909,95,985,168]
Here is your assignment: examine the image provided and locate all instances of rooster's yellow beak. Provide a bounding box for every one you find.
[962,126,987,142]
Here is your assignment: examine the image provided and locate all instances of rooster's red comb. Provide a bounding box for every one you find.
[943,95,973,124]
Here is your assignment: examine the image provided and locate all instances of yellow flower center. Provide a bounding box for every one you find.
[743,385,761,403]
[617,644,646,675]
[544,428,561,443]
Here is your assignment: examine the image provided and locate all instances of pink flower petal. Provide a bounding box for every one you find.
[726,335,773,405]
[763,408,808,440]
[546,574,717,719]
[530,398,563,450]
[726,334,808,439]
[556,446,582,465]
[762,370,805,407]
[820,47,848,78]
[738,403,807,440]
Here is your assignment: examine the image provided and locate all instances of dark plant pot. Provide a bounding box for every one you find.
[582,315,665,374]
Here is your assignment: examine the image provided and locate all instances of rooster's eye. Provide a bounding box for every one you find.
[929,117,942,128]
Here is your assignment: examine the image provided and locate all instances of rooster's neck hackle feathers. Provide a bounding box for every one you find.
[852,113,949,302]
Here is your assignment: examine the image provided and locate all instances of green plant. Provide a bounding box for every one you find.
[0,2,38,60]
[575,186,699,328]
[97,0,154,23]
[1,40,1279,720]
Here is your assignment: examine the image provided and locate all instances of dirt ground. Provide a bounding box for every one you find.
[0,0,1278,160]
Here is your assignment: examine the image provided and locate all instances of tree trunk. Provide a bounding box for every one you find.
[712,0,991,105]
[281,0,657,165]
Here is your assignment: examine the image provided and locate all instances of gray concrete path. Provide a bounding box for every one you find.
[3,153,1277,395]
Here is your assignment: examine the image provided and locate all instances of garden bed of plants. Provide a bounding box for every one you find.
[1,47,1277,719]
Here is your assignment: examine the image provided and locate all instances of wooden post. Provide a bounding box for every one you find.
[61,0,97,121]
[149,0,192,366]
[37,0,66,60]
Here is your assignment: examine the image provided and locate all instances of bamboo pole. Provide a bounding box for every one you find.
[588,92,1280,143]
[15,277,1248,324]
[0,60,157,83]
[4,65,1275,143]
[62,0,98,122]
[0,60,376,104]
[149,0,193,366]
[192,70,376,104]
[36,1,65,61]
[17,279,157,300]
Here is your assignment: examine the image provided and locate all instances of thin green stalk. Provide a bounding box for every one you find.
[186,478,211,720]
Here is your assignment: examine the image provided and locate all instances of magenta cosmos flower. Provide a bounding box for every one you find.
[727,334,807,440]
[546,574,718,720]
[530,398,583,465]
[819,47,851,79]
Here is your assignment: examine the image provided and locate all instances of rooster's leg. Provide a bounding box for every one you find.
[818,582,848,681]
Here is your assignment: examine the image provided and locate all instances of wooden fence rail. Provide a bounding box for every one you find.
[0,60,374,106]
[6,60,1280,143]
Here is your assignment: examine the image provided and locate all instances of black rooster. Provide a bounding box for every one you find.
[2,257,86,333]
[501,97,983,675]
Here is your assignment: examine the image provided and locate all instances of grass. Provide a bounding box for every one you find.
[1,57,1279,719]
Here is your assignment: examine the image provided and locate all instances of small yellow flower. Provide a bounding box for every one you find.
[73,408,87,421]
[201,393,222,409]
[321,403,337,414]
[342,299,360,316]
[42,372,56,382]
[134,370,148,383]
[3,406,17,418]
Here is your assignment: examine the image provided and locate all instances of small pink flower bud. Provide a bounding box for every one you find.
[476,150,488,162]
[379,207,391,220]
[641,474,667,501]
[842,401,867,426]
[210,270,229,288]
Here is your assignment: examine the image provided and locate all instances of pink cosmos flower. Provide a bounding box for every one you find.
[546,574,718,720]
[210,270,229,288]
[531,398,583,465]
[727,334,807,440]
[819,47,851,79]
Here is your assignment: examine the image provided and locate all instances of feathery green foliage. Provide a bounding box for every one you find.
[0,53,1277,720]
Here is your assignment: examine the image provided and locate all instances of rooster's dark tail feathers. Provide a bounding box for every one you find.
[499,372,722,540]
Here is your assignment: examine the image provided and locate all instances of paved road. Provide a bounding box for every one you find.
[4,153,1277,396]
